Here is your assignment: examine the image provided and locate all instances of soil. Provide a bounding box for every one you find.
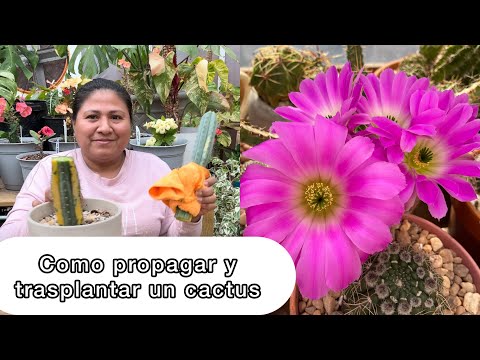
[21,152,51,161]
[39,209,113,226]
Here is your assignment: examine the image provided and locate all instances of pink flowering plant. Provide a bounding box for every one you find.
[0,98,33,143]
[29,126,55,156]
[240,62,480,300]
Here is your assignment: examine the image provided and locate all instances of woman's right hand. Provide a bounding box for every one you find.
[32,189,52,207]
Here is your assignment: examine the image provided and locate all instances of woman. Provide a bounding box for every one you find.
[0,79,216,240]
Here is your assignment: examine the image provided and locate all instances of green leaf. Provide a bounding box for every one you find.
[0,73,17,105]
[152,52,176,104]
[217,131,231,147]
[0,131,7,139]
[206,92,230,112]
[0,71,15,81]
[178,63,194,78]
[184,73,209,115]
[177,45,198,59]
[54,45,68,58]
[111,45,137,51]
[71,45,113,78]
[208,59,229,88]
[16,45,39,71]
[130,70,154,114]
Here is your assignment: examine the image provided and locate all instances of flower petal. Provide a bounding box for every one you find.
[398,166,415,204]
[313,117,347,178]
[416,177,448,219]
[346,162,406,200]
[341,209,393,254]
[447,120,480,146]
[243,207,303,242]
[281,217,314,266]
[240,178,298,208]
[245,201,296,226]
[289,92,318,115]
[270,121,318,175]
[334,136,374,177]
[346,196,404,226]
[386,145,404,164]
[324,225,362,292]
[435,176,477,202]
[449,142,480,160]
[243,137,306,179]
[400,129,417,152]
[407,124,436,136]
[446,159,480,177]
[295,222,329,299]
[274,106,314,124]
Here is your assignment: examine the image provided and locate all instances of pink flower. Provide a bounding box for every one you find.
[39,126,55,137]
[118,59,131,69]
[241,119,406,299]
[0,98,6,112]
[15,102,32,118]
[275,62,362,131]
[399,103,480,219]
[216,129,223,135]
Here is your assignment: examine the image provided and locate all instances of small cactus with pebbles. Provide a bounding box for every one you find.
[341,241,449,315]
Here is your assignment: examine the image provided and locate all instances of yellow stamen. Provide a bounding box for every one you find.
[305,182,334,212]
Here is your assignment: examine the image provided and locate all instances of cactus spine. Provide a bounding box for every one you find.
[175,111,217,222]
[51,156,83,226]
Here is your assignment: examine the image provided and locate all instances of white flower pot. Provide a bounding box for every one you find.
[129,137,188,169]
[0,140,38,190]
[27,198,122,236]
[16,151,57,181]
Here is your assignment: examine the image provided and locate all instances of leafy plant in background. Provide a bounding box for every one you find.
[144,115,178,146]
[29,126,56,157]
[0,99,33,143]
[56,45,237,130]
[0,45,39,103]
[210,157,240,237]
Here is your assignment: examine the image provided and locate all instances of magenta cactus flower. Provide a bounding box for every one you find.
[399,102,480,219]
[241,119,406,299]
[275,62,362,129]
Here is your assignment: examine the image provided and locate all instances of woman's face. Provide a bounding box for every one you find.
[73,89,131,164]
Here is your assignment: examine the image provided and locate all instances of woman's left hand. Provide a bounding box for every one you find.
[191,176,217,222]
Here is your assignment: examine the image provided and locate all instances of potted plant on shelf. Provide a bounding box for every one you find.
[241,60,480,315]
[16,126,57,181]
[0,98,38,190]
[130,114,187,169]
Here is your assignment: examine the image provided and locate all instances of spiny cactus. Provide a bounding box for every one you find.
[174,111,217,222]
[250,45,330,108]
[345,45,364,72]
[400,45,480,104]
[51,157,84,226]
[341,241,449,315]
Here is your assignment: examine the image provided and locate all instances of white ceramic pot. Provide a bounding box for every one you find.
[16,151,57,181]
[129,137,188,169]
[27,198,122,236]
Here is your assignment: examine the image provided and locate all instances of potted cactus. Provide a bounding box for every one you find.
[27,156,122,236]
[247,45,331,130]
[289,214,480,315]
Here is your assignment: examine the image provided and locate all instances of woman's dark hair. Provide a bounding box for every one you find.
[71,78,133,122]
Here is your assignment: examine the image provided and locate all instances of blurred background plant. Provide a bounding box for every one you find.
[399,45,480,104]
[210,156,240,236]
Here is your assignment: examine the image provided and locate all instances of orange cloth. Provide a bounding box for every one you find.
[148,162,211,216]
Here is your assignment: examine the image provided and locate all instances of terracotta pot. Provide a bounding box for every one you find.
[450,199,480,266]
[27,198,122,236]
[288,213,480,315]
[373,58,404,77]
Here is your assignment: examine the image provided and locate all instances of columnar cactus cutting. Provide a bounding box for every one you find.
[341,242,448,315]
[51,156,83,226]
[174,111,217,222]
